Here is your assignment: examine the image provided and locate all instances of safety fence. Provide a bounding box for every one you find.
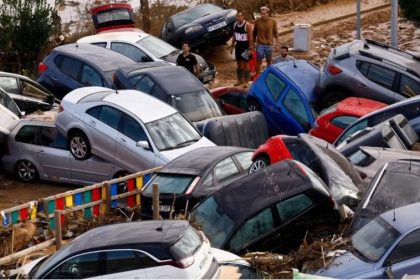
[0,167,161,229]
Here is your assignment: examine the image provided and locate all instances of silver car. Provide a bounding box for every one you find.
[55,87,215,173]
[319,39,420,107]
[2,120,127,184]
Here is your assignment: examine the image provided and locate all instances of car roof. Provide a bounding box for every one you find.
[209,160,313,222]
[77,31,149,44]
[335,97,386,117]
[382,201,420,234]
[63,87,177,123]
[53,43,136,72]
[60,220,189,255]
[159,146,253,176]
[271,60,319,100]
[119,64,204,94]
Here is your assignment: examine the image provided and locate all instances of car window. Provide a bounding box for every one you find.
[143,173,196,194]
[331,115,358,129]
[87,105,122,130]
[229,207,274,251]
[364,63,396,90]
[356,60,369,76]
[214,157,240,182]
[336,119,368,145]
[386,229,420,265]
[285,141,316,168]
[0,76,18,94]
[136,34,178,59]
[234,151,253,170]
[80,64,104,87]
[37,126,57,147]
[91,42,107,48]
[105,250,143,274]
[45,252,101,279]
[282,88,310,129]
[15,125,41,144]
[220,92,242,107]
[132,75,154,94]
[119,113,147,142]
[265,72,286,101]
[276,194,313,221]
[56,56,82,80]
[201,173,214,188]
[49,132,68,150]
[0,88,21,116]
[111,42,150,62]
[21,80,51,101]
[399,75,419,98]
[170,226,203,259]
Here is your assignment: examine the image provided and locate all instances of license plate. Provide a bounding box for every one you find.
[207,21,227,32]
[159,205,171,212]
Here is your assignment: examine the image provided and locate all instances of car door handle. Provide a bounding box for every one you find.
[120,138,127,144]
[89,120,96,126]
[52,76,58,81]
[39,149,45,154]
[358,83,367,88]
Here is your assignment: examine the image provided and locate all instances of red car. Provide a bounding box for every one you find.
[91,3,138,33]
[309,97,387,143]
[210,86,248,115]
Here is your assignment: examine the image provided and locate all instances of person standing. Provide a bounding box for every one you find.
[176,42,200,79]
[253,6,278,75]
[230,11,253,87]
[274,46,294,63]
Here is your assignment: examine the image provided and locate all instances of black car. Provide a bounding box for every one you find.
[141,146,254,218]
[161,3,237,49]
[37,43,136,99]
[347,160,420,235]
[0,71,55,113]
[113,62,223,122]
[190,159,341,255]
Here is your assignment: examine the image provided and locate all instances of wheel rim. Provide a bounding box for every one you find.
[249,160,266,174]
[70,136,87,158]
[18,161,36,181]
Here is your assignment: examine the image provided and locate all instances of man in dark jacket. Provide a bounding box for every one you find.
[176,42,200,78]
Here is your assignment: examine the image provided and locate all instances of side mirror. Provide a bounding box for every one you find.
[384,265,394,279]
[136,140,150,150]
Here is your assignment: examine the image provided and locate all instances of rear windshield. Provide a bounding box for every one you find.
[170,226,202,259]
[77,90,113,103]
[143,174,196,194]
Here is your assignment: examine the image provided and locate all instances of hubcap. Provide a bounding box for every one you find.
[18,161,36,181]
[70,136,87,159]
[249,160,266,174]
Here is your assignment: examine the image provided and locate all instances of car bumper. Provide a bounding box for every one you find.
[199,63,216,84]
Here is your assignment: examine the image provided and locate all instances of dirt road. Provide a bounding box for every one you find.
[1,1,419,211]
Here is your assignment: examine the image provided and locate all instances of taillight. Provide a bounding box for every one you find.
[58,105,64,113]
[327,64,342,75]
[185,177,200,195]
[38,63,48,75]
[167,255,195,268]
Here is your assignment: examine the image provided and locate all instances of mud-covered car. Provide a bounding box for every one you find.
[161,4,236,49]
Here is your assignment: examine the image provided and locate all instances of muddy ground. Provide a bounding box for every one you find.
[0,3,419,211]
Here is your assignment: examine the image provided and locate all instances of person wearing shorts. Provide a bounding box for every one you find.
[230,11,253,87]
[253,6,278,75]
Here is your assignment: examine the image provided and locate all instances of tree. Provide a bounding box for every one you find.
[140,0,151,33]
[0,0,60,73]
[399,0,420,26]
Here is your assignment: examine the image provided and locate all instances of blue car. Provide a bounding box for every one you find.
[316,201,420,279]
[247,60,320,135]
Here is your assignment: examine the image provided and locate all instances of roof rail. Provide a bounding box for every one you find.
[365,39,420,62]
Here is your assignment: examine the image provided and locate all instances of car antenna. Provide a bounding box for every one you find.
[393,210,396,221]
[293,59,297,68]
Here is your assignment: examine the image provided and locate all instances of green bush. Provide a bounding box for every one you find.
[399,0,420,26]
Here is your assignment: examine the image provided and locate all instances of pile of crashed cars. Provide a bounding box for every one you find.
[0,2,420,279]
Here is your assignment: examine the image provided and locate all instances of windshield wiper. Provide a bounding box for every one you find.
[175,138,200,148]
[161,49,180,59]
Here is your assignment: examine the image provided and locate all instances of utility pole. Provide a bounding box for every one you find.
[356,0,361,39]
[391,0,398,47]
[140,0,151,33]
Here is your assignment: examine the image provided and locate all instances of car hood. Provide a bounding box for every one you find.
[315,251,374,278]
[159,136,215,161]
[183,10,233,28]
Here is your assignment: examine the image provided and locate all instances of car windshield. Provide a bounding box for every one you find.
[191,197,234,248]
[137,35,178,59]
[143,173,196,194]
[169,226,203,259]
[172,4,222,28]
[352,216,400,262]
[169,90,222,122]
[145,112,201,151]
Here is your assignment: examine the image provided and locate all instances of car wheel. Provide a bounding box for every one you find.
[69,131,91,160]
[322,90,346,108]
[16,160,38,182]
[247,100,261,112]
[249,156,270,174]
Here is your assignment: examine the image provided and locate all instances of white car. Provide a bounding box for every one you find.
[55,87,214,172]
[77,31,216,83]
[17,221,221,279]
[0,87,22,142]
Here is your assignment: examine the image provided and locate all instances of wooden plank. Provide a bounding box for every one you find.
[54,211,62,250]
[0,239,56,266]
[153,183,159,220]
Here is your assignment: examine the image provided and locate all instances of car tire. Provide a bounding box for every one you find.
[69,131,91,160]
[247,100,261,112]
[322,90,346,108]
[15,160,38,182]
[249,156,270,174]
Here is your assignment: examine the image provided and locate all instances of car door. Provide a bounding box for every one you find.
[103,250,147,279]
[110,42,153,62]
[83,105,120,163]
[53,55,83,96]
[381,229,420,279]
[35,126,72,181]
[18,78,54,112]
[219,91,246,114]
[115,112,156,172]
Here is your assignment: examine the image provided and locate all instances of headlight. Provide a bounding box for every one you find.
[185,25,203,34]
[227,10,237,19]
